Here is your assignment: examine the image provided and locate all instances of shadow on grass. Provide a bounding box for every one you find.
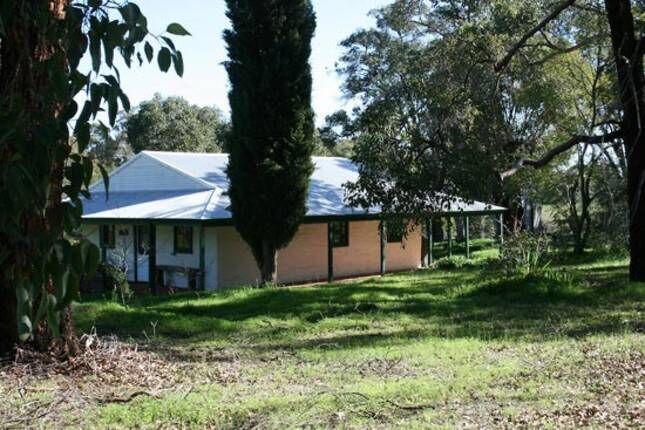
[73,259,643,354]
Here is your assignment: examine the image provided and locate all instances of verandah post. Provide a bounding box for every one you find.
[447,217,453,258]
[379,220,386,276]
[148,223,157,295]
[499,213,504,249]
[465,216,470,259]
[199,224,206,290]
[133,224,138,283]
[426,218,433,266]
[327,222,334,283]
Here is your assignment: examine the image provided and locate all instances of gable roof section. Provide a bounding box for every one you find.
[82,151,506,222]
[88,152,212,194]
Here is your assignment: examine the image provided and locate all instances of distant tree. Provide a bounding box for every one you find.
[224,0,316,285]
[85,121,133,180]
[126,94,228,153]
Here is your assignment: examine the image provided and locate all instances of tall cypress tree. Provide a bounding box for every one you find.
[224,0,316,284]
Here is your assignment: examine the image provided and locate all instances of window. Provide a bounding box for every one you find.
[330,221,349,248]
[174,226,193,254]
[136,225,150,255]
[99,225,115,249]
[386,221,405,243]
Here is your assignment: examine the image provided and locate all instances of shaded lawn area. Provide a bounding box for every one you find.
[2,248,643,428]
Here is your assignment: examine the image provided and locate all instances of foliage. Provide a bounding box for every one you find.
[83,120,133,180]
[332,0,588,221]
[501,231,552,276]
[224,0,317,283]
[101,263,133,306]
[125,94,228,154]
[434,256,471,270]
[0,0,185,350]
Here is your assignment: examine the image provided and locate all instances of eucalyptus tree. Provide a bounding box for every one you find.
[224,0,316,284]
[0,0,187,354]
[335,0,582,229]
[126,94,228,154]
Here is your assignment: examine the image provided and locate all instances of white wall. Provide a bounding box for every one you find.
[81,223,219,290]
[90,153,209,193]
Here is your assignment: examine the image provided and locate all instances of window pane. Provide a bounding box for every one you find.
[386,221,404,243]
[330,221,349,248]
[137,225,150,255]
[174,226,193,254]
[100,225,115,249]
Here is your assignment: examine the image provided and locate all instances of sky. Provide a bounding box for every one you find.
[108,0,390,125]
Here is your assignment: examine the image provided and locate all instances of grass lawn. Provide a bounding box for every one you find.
[1,243,643,428]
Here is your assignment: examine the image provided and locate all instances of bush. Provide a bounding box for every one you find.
[501,232,552,277]
[435,256,471,270]
[101,263,133,306]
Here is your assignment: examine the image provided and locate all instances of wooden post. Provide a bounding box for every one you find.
[327,222,334,283]
[199,224,206,290]
[148,223,157,295]
[499,213,504,249]
[426,218,433,267]
[133,225,138,283]
[447,217,453,258]
[379,220,386,276]
[465,216,470,259]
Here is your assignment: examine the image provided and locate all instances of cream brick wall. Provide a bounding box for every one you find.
[216,221,423,289]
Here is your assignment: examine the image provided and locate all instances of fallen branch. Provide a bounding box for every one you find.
[95,390,159,404]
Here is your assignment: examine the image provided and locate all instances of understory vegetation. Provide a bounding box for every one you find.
[1,243,642,428]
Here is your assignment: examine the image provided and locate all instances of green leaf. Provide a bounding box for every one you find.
[98,162,110,200]
[76,122,90,152]
[172,51,184,77]
[161,36,176,52]
[144,41,153,62]
[119,90,131,112]
[18,314,33,342]
[107,87,118,126]
[46,295,60,338]
[157,47,171,72]
[89,32,101,73]
[166,23,190,36]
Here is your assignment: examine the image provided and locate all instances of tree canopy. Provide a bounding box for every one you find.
[125,94,228,154]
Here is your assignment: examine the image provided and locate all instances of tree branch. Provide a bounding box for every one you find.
[500,129,623,179]
[494,0,576,72]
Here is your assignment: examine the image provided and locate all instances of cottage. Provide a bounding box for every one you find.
[81,151,505,290]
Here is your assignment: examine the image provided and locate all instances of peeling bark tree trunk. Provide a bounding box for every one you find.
[605,0,645,281]
[0,0,77,354]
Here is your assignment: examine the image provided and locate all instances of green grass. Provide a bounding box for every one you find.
[3,245,644,428]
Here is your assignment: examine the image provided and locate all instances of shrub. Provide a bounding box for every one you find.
[102,263,133,306]
[435,256,470,270]
[501,232,552,277]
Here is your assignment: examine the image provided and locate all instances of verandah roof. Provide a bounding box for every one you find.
[82,151,506,223]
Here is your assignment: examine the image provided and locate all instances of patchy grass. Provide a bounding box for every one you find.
[1,246,643,429]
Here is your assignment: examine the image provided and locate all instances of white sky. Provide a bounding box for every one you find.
[100,0,390,125]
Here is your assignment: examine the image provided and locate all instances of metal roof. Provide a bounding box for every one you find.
[82,151,506,222]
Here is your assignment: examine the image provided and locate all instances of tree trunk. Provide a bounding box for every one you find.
[605,0,645,281]
[0,0,77,354]
[260,240,278,286]
[0,290,17,355]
